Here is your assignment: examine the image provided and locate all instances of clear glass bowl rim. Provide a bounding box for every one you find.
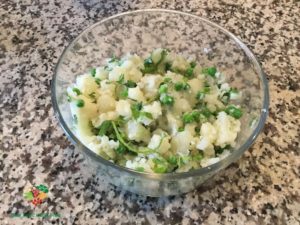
[51,9,269,180]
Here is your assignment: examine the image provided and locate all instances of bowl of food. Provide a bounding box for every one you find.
[52,9,269,196]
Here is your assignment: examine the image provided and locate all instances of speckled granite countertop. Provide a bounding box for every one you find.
[1,0,299,224]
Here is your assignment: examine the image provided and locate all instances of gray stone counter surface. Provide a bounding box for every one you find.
[1,0,299,224]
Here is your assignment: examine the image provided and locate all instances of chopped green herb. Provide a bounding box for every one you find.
[95,78,101,85]
[163,77,172,83]
[200,107,212,118]
[225,105,243,119]
[72,87,81,96]
[214,145,231,155]
[143,57,156,74]
[159,84,168,94]
[115,144,127,154]
[185,67,194,78]
[108,55,119,63]
[178,127,185,132]
[88,92,97,103]
[196,91,205,101]
[202,66,217,77]
[76,99,84,107]
[135,167,145,172]
[194,126,200,134]
[160,94,174,106]
[90,68,96,77]
[111,121,154,154]
[125,80,137,88]
[98,120,113,136]
[192,152,203,161]
[174,82,184,91]
[182,111,200,124]
[152,158,168,173]
[131,102,143,119]
[140,111,153,120]
[117,74,125,84]
[119,86,128,99]
[167,155,178,165]
[165,62,172,71]
[190,61,197,68]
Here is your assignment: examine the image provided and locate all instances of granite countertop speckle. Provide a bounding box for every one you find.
[1,0,299,224]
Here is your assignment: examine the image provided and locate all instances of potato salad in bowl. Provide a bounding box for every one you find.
[66,48,243,174]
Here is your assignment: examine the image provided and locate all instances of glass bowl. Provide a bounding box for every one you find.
[51,9,269,196]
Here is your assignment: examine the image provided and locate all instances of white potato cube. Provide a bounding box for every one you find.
[128,87,145,102]
[116,100,132,118]
[214,111,241,147]
[143,101,162,119]
[126,120,150,143]
[170,130,193,156]
[97,94,116,113]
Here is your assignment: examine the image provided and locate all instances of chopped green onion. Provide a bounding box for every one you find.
[88,92,97,103]
[196,91,205,101]
[178,127,184,132]
[95,78,101,85]
[214,145,231,155]
[117,74,125,84]
[76,99,84,107]
[200,107,212,118]
[182,111,200,124]
[163,77,172,83]
[174,82,184,91]
[111,121,154,154]
[119,86,128,99]
[131,102,143,119]
[108,55,119,63]
[225,105,243,119]
[72,87,81,96]
[185,67,194,78]
[140,111,153,120]
[115,144,127,154]
[135,167,145,172]
[125,80,137,88]
[142,57,156,74]
[90,68,96,77]
[160,94,174,106]
[152,158,168,173]
[190,61,197,68]
[167,155,178,165]
[192,152,203,161]
[98,120,113,136]
[165,62,172,71]
[159,84,168,94]
[202,66,217,77]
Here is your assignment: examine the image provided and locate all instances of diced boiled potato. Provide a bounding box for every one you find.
[151,48,164,64]
[70,96,98,143]
[116,100,132,118]
[92,111,118,127]
[75,74,99,95]
[173,98,192,115]
[166,112,182,135]
[95,67,109,80]
[100,80,116,96]
[172,55,190,71]
[138,75,163,99]
[128,87,145,102]
[214,111,241,147]
[127,67,143,83]
[188,78,203,95]
[97,94,116,113]
[126,120,150,143]
[143,101,162,119]
[170,130,193,156]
